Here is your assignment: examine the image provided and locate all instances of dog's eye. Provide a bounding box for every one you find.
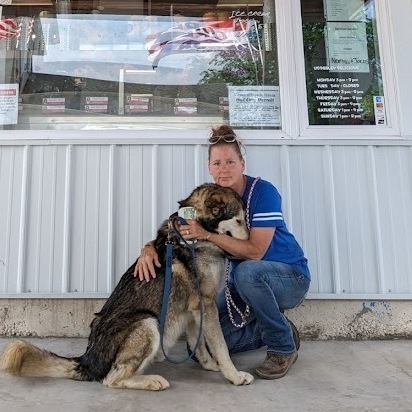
[236,219,242,225]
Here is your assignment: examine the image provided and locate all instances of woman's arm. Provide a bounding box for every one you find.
[135,220,275,282]
[181,221,275,260]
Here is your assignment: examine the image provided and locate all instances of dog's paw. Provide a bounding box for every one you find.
[145,375,170,391]
[230,371,254,386]
[200,358,220,372]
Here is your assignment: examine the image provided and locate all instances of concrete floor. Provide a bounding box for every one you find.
[0,338,411,412]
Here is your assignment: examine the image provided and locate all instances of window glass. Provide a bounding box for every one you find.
[0,1,279,131]
[301,0,385,126]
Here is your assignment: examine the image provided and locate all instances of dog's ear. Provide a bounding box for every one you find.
[178,199,189,208]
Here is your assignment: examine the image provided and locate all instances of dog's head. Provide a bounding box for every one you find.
[178,183,248,240]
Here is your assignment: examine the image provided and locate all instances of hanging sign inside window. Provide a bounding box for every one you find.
[324,0,365,22]
[228,86,280,127]
[0,84,19,125]
[325,22,369,73]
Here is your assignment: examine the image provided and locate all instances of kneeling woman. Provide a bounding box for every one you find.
[135,125,311,380]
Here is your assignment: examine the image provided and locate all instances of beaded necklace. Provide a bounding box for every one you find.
[224,176,260,328]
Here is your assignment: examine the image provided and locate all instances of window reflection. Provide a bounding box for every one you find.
[0,1,280,130]
[301,0,385,126]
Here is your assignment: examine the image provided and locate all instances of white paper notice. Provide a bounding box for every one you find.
[228,86,280,127]
[0,84,19,125]
[324,0,365,22]
[326,22,369,73]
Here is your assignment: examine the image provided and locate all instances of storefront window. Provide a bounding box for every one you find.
[301,0,385,126]
[0,1,279,131]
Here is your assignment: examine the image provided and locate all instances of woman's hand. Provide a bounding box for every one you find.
[134,242,161,282]
[179,220,211,241]
[134,221,211,282]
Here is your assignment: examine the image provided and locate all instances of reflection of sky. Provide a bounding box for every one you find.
[364,2,375,19]
[34,15,225,84]
[32,54,213,84]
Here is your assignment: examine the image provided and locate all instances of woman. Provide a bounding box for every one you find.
[135,125,310,379]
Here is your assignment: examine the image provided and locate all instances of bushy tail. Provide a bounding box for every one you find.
[1,340,85,380]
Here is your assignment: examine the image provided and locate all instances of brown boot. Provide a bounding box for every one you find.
[255,352,298,379]
[286,317,300,351]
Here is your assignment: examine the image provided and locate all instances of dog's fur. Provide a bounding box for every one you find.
[0,183,254,390]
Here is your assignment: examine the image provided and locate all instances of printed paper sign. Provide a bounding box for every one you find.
[324,0,365,21]
[228,86,280,127]
[325,22,369,73]
[0,84,19,125]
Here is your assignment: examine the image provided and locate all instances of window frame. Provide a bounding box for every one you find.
[291,0,400,139]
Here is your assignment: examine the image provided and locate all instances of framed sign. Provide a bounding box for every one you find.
[0,84,19,125]
[228,86,280,127]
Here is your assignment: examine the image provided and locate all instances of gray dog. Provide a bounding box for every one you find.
[1,183,254,390]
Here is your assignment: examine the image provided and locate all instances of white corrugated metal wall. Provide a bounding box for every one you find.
[1,141,411,298]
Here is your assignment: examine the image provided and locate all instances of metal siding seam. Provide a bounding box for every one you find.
[297,149,306,253]
[356,149,369,293]
[138,146,144,249]
[367,146,385,294]
[383,147,397,292]
[406,147,412,290]
[34,147,45,292]
[48,146,57,291]
[341,150,352,293]
[151,145,158,236]
[350,149,360,293]
[311,147,322,292]
[194,144,202,187]
[61,144,72,293]
[80,147,88,292]
[17,145,29,293]
[3,149,15,292]
[280,145,292,231]
[387,148,401,292]
[124,146,130,266]
[107,145,115,292]
[93,147,101,292]
[324,145,341,294]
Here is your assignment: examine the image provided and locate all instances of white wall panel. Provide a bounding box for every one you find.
[373,146,412,293]
[1,142,412,298]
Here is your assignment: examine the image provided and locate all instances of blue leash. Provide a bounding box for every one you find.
[159,216,204,364]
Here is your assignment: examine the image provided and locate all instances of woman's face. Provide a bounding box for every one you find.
[208,145,245,194]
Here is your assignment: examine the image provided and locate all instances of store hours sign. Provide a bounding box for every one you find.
[314,74,364,121]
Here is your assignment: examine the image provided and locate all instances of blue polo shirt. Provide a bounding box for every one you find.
[230,175,310,280]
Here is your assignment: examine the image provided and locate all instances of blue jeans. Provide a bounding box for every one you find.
[217,260,310,355]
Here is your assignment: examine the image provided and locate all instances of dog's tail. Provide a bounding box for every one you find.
[1,340,86,380]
